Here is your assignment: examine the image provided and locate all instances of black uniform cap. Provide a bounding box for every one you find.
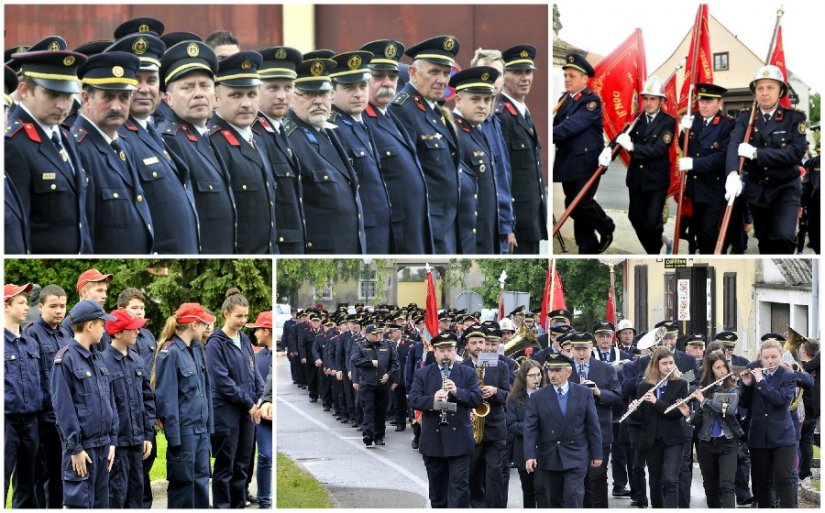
[114,17,165,39]
[106,33,166,71]
[215,50,262,87]
[448,66,499,94]
[360,39,405,72]
[160,32,203,49]
[74,40,115,58]
[294,58,336,92]
[78,51,140,91]
[695,82,727,99]
[502,44,537,70]
[329,51,373,84]
[405,35,459,68]
[12,50,87,94]
[160,41,217,89]
[257,46,302,80]
[562,52,594,77]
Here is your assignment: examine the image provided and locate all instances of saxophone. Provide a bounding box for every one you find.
[472,361,491,444]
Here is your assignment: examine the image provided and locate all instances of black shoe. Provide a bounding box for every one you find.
[597,230,614,254]
[247,495,259,504]
[612,488,632,497]
[323,405,331,411]
[351,421,359,428]
[363,435,373,447]
[411,437,420,449]
[389,420,397,426]
[340,417,349,423]
[395,424,406,432]
[375,438,385,446]
[309,398,318,403]
[736,496,755,506]
[356,426,363,432]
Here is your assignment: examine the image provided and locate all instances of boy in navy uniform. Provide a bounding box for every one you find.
[51,300,118,508]
[101,309,155,508]
[4,282,43,507]
[408,331,482,508]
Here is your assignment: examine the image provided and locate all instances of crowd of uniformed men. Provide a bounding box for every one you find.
[554,52,819,255]
[283,302,819,508]
[4,15,548,255]
[4,270,274,508]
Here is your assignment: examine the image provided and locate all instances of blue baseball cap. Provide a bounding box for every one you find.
[68,300,117,323]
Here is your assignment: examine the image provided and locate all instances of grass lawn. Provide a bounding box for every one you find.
[276,452,332,508]
[814,444,820,460]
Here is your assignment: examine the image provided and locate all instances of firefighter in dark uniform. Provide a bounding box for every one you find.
[254,46,307,254]
[387,322,410,431]
[351,323,399,447]
[330,50,394,253]
[390,35,462,254]
[554,52,613,254]
[616,76,676,254]
[725,64,807,254]
[312,317,334,410]
[4,283,42,508]
[154,31,203,126]
[801,137,819,253]
[451,66,501,254]
[108,33,201,254]
[5,49,92,254]
[159,40,237,254]
[496,44,547,254]
[408,331,483,507]
[360,38,434,254]
[72,52,154,253]
[51,300,118,508]
[286,57,366,254]
[209,51,278,254]
[4,67,29,254]
[677,82,734,254]
[299,312,323,402]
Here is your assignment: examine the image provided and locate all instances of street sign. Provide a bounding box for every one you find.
[665,258,688,269]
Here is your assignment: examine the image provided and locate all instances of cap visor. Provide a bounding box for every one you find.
[102,313,118,321]
[34,77,81,94]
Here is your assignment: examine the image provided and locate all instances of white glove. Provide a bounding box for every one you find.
[679,115,693,132]
[617,133,634,152]
[598,147,612,168]
[738,143,757,160]
[724,172,743,202]
[678,157,693,172]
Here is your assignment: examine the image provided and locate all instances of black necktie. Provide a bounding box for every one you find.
[763,113,771,123]
[703,118,709,127]
[647,115,653,124]
[525,109,533,125]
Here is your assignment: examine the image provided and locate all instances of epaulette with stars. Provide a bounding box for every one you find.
[328,110,341,123]
[392,92,409,105]
[71,127,88,143]
[283,119,298,136]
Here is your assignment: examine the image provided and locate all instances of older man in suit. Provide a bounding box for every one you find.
[524,353,602,507]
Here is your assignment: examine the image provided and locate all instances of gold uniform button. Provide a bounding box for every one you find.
[152,171,158,178]
[307,242,313,248]
[323,175,329,181]
[286,172,290,177]
[434,144,439,149]
[113,192,119,198]
[137,195,144,202]
[242,184,247,190]
[472,228,477,234]
[386,151,391,156]
[278,237,284,242]
[359,151,365,156]
[208,184,213,190]
[50,184,57,190]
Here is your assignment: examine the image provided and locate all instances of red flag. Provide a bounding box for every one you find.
[661,72,682,198]
[606,278,616,326]
[677,4,713,117]
[539,263,552,329]
[425,268,438,337]
[589,29,646,167]
[769,25,792,109]
[552,268,566,311]
[498,287,505,321]
[541,262,567,329]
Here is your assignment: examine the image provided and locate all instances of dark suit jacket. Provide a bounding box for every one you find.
[740,364,797,448]
[463,357,511,441]
[524,381,602,470]
[626,110,677,192]
[408,362,482,457]
[506,394,529,465]
[455,113,499,254]
[678,109,733,204]
[5,175,30,254]
[551,88,602,184]
[631,378,689,449]
[570,357,622,444]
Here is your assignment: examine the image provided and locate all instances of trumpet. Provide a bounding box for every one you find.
[619,368,677,423]
[664,371,734,414]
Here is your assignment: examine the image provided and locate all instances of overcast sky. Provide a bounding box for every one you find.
[555,0,821,93]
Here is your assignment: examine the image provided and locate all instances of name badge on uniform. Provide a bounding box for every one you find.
[42,172,57,180]
[143,156,159,166]
[379,348,388,352]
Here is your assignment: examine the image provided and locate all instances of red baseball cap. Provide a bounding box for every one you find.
[175,303,216,324]
[246,311,273,329]
[4,283,33,302]
[106,309,147,335]
[76,269,114,293]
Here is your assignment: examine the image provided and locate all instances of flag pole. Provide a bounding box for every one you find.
[608,261,618,348]
[548,259,556,330]
[714,6,785,253]
[673,4,704,254]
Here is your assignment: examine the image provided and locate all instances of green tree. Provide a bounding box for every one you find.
[555,259,623,330]
[4,259,272,336]
[473,259,549,308]
[276,259,388,305]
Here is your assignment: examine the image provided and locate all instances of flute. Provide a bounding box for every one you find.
[619,368,677,423]
[739,365,780,375]
[664,371,734,414]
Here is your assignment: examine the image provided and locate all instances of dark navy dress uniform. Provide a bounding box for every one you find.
[679,108,734,253]
[254,114,306,254]
[205,328,265,508]
[457,158,479,254]
[101,345,155,508]
[364,103,433,253]
[134,326,158,508]
[286,113,366,254]
[4,175,30,254]
[331,106,393,253]
[51,339,118,508]
[482,113,515,253]
[161,114,237,254]
[154,335,213,508]
[350,332,399,443]
[209,115,279,254]
[725,106,807,254]
[23,317,71,508]
[4,328,43,508]
[408,358,482,508]
[552,86,612,253]
[626,110,677,254]
[119,117,201,253]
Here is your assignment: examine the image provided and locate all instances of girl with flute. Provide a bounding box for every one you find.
[630,347,688,508]
[739,339,798,508]
[678,350,742,508]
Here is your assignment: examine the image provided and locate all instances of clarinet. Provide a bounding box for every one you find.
[439,361,450,426]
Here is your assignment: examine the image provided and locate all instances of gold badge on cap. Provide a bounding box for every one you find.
[310,60,324,77]
[133,37,148,55]
[48,41,60,51]
[112,66,124,78]
[274,48,287,60]
[443,36,456,51]
[241,59,252,70]
[16,46,26,53]
[520,50,529,58]
[187,43,200,58]
[568,55,575,63]
[762,69,771,77]
[385,43,396,59]
[63,56,76,67]
[138,23,150,32]
[347,54,362,70]
[480,72,490,81]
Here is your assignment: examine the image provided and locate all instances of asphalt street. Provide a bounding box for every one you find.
[275,355,711,508]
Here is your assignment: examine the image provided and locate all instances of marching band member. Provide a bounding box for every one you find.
[506,360,544,508]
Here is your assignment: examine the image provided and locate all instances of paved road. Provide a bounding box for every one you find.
[276,355,712,508]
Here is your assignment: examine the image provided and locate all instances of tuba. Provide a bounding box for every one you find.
[504,322,540,359]
[472,362,491,444]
